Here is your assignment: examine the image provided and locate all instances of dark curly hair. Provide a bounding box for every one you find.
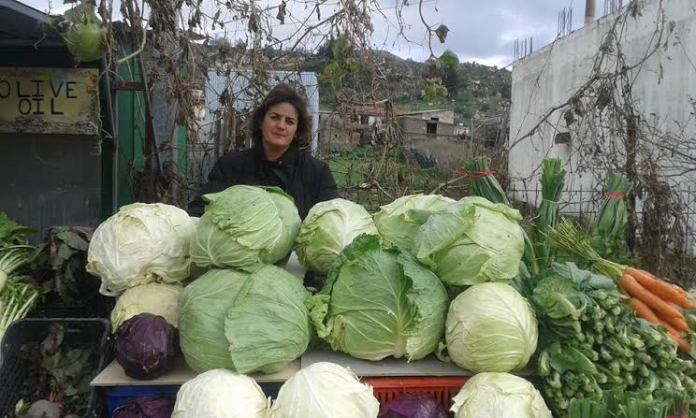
[250,83,312,149]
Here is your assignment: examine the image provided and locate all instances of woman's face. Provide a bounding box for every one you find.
[261,102,299,155]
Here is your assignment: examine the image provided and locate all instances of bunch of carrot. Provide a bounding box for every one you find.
[546,219,696,354]
[621,268,694,354]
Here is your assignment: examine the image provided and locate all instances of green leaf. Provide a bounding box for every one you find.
[533,276,587,320]
[55,229,90,251]
[0,213,34,245]
[552,262,615,290]
[224,265,310,374]
[547,342,597,374]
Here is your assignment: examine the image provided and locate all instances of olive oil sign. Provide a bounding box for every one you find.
[0,67,99,135]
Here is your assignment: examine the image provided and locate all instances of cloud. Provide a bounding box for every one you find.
[20,0,601,66]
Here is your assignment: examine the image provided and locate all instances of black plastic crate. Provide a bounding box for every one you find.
[0,318,111,418]
[29,293,115,320]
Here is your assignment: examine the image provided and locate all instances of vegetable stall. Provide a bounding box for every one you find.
[0,158,694,418]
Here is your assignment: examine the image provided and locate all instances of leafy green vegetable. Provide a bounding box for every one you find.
[531,263,696,417]
[414,196,525,286]
[178,269,247,372]
[87,203,197,296]
[179,266,311,374]
[190,186,300,271]
[594,172,632,260]
[224,266,311,374]
[373,194,455,253]
[16,324,98,416]
[551,262,614,290]
[0,213,34,246]
[295,198,377,275]
[535,158,567,270]
[110,283,182,331]
[445,283,538,373]
[309,234,449,361]
[451,373,552,418]
[46,226,95,302]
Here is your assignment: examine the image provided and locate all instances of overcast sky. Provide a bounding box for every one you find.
[23,0,615,68]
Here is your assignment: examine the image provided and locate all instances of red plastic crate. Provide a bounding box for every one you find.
[362,376,469,416]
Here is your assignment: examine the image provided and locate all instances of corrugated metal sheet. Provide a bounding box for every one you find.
[194,70,320,185]
[0,134,101,244]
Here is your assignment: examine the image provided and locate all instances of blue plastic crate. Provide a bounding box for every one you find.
[107,382,283,417]
[107,386,180,417]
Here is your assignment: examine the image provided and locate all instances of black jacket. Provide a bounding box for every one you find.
[187,143,339,219]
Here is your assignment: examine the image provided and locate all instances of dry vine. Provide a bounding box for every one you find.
[509,0,696,285]
[70,0,455,207]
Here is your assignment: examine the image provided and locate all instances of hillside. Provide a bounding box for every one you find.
[303,49,512,121]
[209,41,511,121]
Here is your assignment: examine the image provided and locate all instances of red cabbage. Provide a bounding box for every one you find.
[378,393,447,418]
[113,396,174,418]
[115,313,179,379]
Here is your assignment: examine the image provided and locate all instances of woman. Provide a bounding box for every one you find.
[187,83,338,219]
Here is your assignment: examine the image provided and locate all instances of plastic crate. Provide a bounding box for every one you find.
[106,386,180,417]
[0,318,111,418]
[30,293,115,319]
[106,382,283,417]
[362,376,468,415]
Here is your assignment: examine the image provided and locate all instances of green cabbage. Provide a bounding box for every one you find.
[110,283,183,331]
[86,203,196,296]
[445,283,538,373]
[414,196,524,286]
[373,194,455,252]
[271,362,379,418]
[173,369,270,418]
[178,265,310,374]
[295,198,377,275]
[309,234,449,361]
[190,186,301,270]
[451,373,552,418]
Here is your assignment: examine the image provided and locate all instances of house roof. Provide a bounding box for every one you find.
[396,115,455,126]
[0,0,62,45]
[399,108,453,116]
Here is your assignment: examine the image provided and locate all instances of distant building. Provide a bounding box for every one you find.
[395,116,456,140]
[455,123,469,136]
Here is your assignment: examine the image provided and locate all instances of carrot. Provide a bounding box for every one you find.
[620,274,685,322]
[627,298,661,325]
[659,320,692,353]
[626,268,695,309]
[670,316,690,333]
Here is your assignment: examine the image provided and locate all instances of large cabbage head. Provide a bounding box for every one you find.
[190,186,301,270]
[374,194,455,252]
[414,196,524,286]
[450,373,552,418]
[87,203,196,296]
[111,283,183,332]
[178,266,311,374]
[445,283,538,373]
[309,234,449,361]
[295,198,378,275]
[173,369,270,418]
[271,362,379,418]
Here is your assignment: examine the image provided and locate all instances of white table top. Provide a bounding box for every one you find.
[90,357,300,387]
[301,350,476,377]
